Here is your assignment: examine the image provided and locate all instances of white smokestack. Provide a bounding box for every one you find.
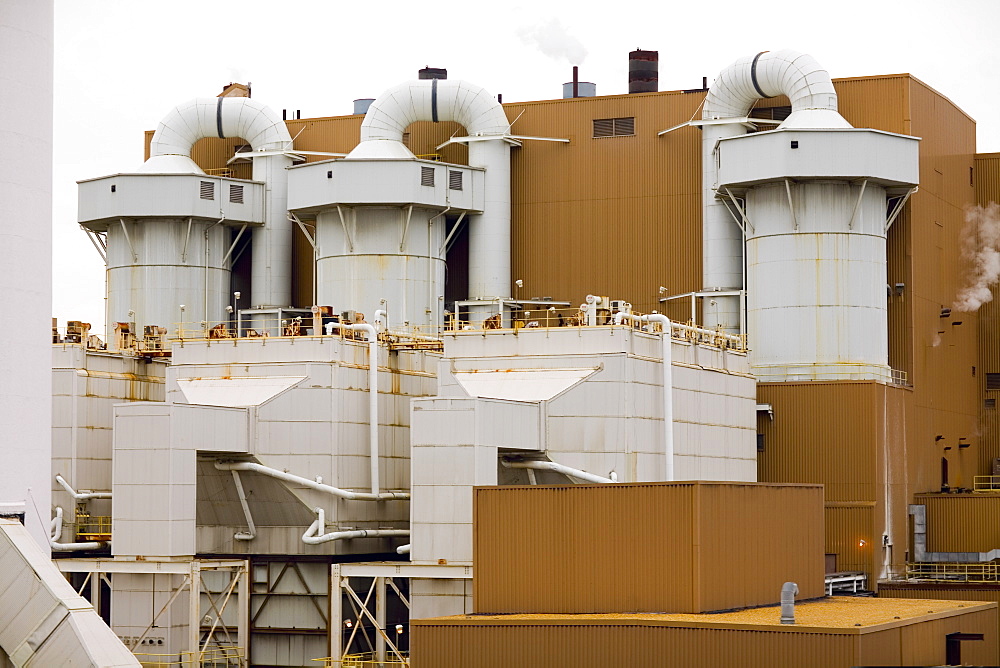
[953,203,1000,312]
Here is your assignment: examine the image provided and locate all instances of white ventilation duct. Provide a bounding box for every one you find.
[141,97,295,312]
[701,50,849,333]
[143,97,292,173]
[349,79,512,302]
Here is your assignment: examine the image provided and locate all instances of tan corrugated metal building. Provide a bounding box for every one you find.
[411,598,998,668]
[161,71,988,584]
[473,482,824,614]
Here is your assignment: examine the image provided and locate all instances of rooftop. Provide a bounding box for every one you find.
[416,597,996,634]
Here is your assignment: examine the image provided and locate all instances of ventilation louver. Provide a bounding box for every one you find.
[420,166,435,187]
[449,170,463,190]
[228,184,244,204]
[199,181,215,200]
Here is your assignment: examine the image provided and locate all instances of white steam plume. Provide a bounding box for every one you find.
[953,202,1000,312]
[517,18,587,66]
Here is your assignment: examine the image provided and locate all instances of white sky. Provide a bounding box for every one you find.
[53,0,1000,333]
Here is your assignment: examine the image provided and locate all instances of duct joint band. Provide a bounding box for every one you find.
[216,98,225,138]
[750,51,774,99]
[431,78,438,123]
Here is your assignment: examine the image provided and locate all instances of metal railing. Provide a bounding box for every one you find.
[313,655,408,668]
[133,646,244,667]
[974,476,1000,492]
[75,513,111,541]
[905,562,1000,582]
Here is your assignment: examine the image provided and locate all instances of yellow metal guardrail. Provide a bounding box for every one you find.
[75,513,111,541]
[974,475,1000,492]
[133,646,244,667]
[312,654,408,668]
[906,562,1000,582]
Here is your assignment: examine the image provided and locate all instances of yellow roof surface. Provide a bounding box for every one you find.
[416,597,996,634]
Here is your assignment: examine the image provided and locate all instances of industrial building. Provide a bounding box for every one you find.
[5,1,1000,665]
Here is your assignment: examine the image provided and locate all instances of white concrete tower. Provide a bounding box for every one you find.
[0,0,54,550]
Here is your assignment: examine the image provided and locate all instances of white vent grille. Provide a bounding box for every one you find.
[449,170,463,191]
[593,117,635,138]
[229,184,244,204]
[420,166,435,187]
[199,181,215,200]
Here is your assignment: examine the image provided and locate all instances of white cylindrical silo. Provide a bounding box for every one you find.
[106,219,230,336]
[316,207,446,328]
[746,181,890,379]
[701,50,849,335]
[0,0,53,550]
[251,153,294,310]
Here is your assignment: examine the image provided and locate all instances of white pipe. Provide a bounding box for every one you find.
[147,97,292,165]
[349,79,512,302]
[50,507,105,552]
[214,461,407,501]
[55,474,111,500]
[501,458,613,484]
[615,313,674,481]
[396,544,411,555]
[324,321,380,495]
[374,309,388,331]
[231,470,256,541]
[701,50,850,333]
[780,582,798,624]
[301,508,409,545]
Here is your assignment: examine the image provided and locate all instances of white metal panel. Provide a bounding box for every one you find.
[288,159,484,213]
[453,367,597,401]
[176,376,305,407]
[77,174,265,228]
[718,128,920,189]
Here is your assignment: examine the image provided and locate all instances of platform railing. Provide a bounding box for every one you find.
[974,475,1000,492]
[905,562,1000,582]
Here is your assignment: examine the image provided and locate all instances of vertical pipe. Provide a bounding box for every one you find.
[467,140,512,301]
[368,330,379,496]
[572,66,579,98]
[251,154,294,309]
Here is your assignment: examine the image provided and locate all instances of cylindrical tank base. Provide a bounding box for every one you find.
[316,206,446,331]
[106,219,232,339]
[746,181,890,381]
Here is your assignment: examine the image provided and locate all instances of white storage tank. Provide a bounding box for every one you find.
[717,127,919,381]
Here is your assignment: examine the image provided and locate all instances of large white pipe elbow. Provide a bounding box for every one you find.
[351,79,509,158]
[703,50,850,128]
[149,97,292,159]
[50,507,105,552]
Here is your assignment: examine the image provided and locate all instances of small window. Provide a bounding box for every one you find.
[449,170,463,191]
[985,398,996,409]
[987,373,1000,390]
[228,184,244,204]
[756,434,765,453]
[200,181,215,200]
[402,132,411,149]
[420,166,435,187]
[593,117,635,138]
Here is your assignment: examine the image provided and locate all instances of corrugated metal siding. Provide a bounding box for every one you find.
[915,493,1000,552]
[905,77,981,495]
[757,382,880,502]
[507,90,704,314]
[825,505,875,576]
[976,154,1000,474]
[472,482,824,614]
[410,610,998,668]
[879,585,1000,664]
[410,623,859,668]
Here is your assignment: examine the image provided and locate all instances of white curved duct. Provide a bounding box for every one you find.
[349,80,512,303]
[701,50,848,334]
[143,97,292,172]
[140,97,294,312]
